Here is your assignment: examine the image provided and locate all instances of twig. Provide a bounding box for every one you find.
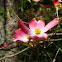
[53,43,62,52]
[56,7,59,21]
[0,45,18,51]
[48,33,62,36]
[0,47,29,61]
[48,38,62,42]
[12,10,29,24]
[40,38,62,44]
[41,42,52,62]
[52,48,60,62]
[59,17,62,21]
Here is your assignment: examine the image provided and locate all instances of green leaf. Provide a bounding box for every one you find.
[28,0,31,3]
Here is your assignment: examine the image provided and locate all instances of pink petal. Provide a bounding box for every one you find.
[42,33,48,39]
[12,38,18,42]
[34,0,40,2]
[52,0,57,4]
[58,0,62,2]
[29,30,40,39]
[37,20,45,29]
[36,33,48,39]
[19,20,30,34]
[43,18,59,32]
[29,19,45,30]
[29,32,48,39]
[30,35,39,39]
[29,19,37,30]
[15,29,27,38]
[30,39,34,42]
[13,29,29,42]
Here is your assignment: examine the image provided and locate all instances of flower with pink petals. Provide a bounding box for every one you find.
[52,0,62,7]
[19,18,59,40]
[29,18,59,39]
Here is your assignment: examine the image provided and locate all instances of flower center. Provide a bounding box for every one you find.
[35,29,41,35]
[27,35,29,39]
[55,3,61,7]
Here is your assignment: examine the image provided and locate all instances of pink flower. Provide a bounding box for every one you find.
[19,18,59,39]
[34,0,40,2]
[12,29,29,42]
[52,0,62,7]
[58,0,62,2]
[0,44,9,48]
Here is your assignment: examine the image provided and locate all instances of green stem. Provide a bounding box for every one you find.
[56,7,59,21]
[37,44,40,62]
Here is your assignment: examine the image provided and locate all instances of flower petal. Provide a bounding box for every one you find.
[19,20,30,34]
[29,19,45,30]
[36,33,48,39]
[29,30,39,39]
[43,18,59,32]
[42,33,48,39]
[29,31,48,39]
[29,19,37,30]
[15,29,27,38]
[52,0,57,4]
[37,20,45,29]
[34,0,40,2]
[30,39,34,42]
[58,0,62,2]
[30,35,40,39]
[12,38,18,42]
[13,29,29,42]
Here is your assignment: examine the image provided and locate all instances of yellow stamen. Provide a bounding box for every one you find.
[35,29,41,35]
[55,3,61,7]
[27,35,29,39]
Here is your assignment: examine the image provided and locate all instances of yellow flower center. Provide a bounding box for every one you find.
[35,29,41,35]
[55,3,61,7]
[27,35,29,39]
